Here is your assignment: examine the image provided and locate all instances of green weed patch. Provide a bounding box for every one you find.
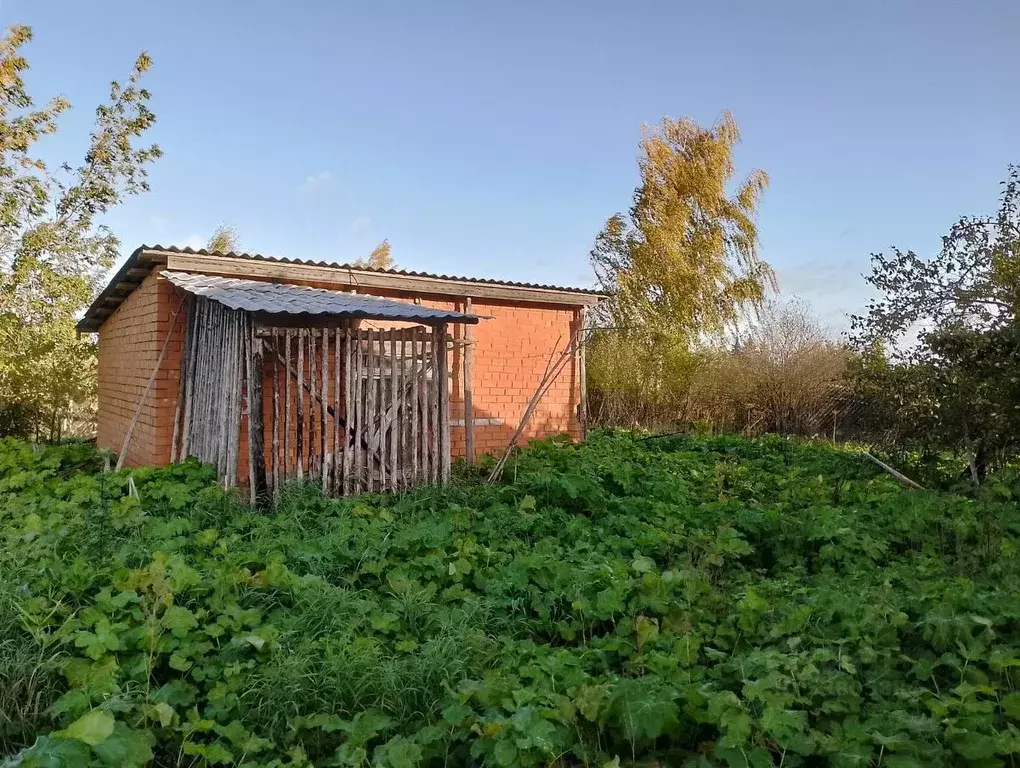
[1,432,1019,766]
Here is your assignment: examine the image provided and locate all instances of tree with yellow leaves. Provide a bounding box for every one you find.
[591,111,774,341]
[588,112,775,427]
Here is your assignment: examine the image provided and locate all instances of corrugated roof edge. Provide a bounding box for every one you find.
[147,244,605,295]
[77,244,607,332]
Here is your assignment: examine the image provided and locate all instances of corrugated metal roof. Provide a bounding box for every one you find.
[148,244,605,296]
[162,271,479,325]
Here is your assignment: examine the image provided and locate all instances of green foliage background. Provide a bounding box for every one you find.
[2,433,1019,766]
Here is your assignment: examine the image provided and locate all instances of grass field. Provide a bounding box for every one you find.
[1,432,1019,767]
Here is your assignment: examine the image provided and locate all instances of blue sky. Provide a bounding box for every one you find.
[8,0,1019,328]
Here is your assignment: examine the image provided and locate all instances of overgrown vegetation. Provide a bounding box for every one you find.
[3,433,1020,766]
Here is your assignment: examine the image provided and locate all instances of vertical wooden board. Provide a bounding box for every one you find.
[272,328,280,497]
[343,326,353,494]
[437,323,451,484]
[398,330,407,490]
[284,330,292,483]
[379,330,385,491]
[309,330,318,477]
[388,329,399,492]
[321,328,329,491]
[333,327,342,494]
[410,327,420,486]
[429,327,439,485]
[368,329,379,492]
[354,327,365,493]
[248,327,267,504]
[419,327,429,484]
[296,328,304,478]
[578,306,588,440]
[179,297,200,460]
[464,298,474,464]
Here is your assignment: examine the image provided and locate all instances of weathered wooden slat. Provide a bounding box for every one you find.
[353,327,364,493]
[320,328,329,490]
[248,326,267,504]
[296,328,304,479]
[437,323,451,484]
[333,327,341,494]
[429,328,439,485]
[397,330,407,490]
[367,329,378,492]
[578,306,588,439]
[309,329,318,478]
[179,297,201,460]
[165,251,604,307]
[410,327,420,486]
[464,298,475,464]
[284,329,292,483]
[377,330,387,493]
[388,329,398,492]
[272,328,280,496]
[172,296,195,462]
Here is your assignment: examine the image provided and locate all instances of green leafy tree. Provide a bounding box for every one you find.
[0,25,161,439]
[591,111,774,340]
[851,166,1020,481]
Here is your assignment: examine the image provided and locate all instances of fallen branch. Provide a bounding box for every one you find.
[863,451,925,491]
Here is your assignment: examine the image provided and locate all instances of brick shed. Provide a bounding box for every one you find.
[78,246,603,494]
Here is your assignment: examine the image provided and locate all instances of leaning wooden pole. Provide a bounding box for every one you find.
[863,451,925,491]
[116,300,186,471]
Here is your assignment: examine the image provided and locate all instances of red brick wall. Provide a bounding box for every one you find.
[96,274,183,467]
[96,272,584,470]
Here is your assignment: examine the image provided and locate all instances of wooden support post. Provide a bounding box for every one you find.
[366,329,377,492]
[321,328,329,492]
[272,328,280,497]
[389,329,399,492]
[309,330,318,477]
[296,328,304,479]
[353,327,365,493]
[179,297,203,461]
[247,325,267,504]
[437,323,450,484]
[410,327,420,486]
[170,295,192,464]
[343,326,354,494]
[578,305,588,440]
[426,326,438,481]
[284,330,292,484]
[333,327,342,494]
[464,298,475,464]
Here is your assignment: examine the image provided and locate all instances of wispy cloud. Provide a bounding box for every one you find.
[350,214,373,233]
[301,170,333,193]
